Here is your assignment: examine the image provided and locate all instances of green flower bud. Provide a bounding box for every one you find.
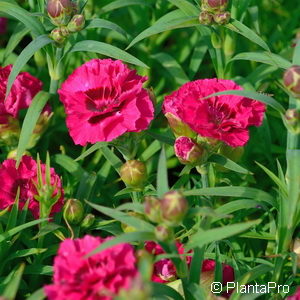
[283,65,300,98]
[174,136,206,165]
[63,199,84,225]
[60,26,70,37]
[49,28,67,45]
[202,0,229,13]
[0,115,20,147]
[161,191,188,226]
[154,224,173,242]
[47,0,73,26]
[213,11,231,25]
[165,112,197,138]
[67,14,85,33]
[120,160,147,188]
[199,11,214,25]
[121,212,144,233]
[285,108,300,134]
[80,213,95,229]
[144,196,162,224]
[34,50,47,67]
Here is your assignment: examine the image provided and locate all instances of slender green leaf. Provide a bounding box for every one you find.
[186,220,261,250]
[2,263,25,300]
[226,19,270,51]
[209,154,251,174]
[16,91,50,166]
[26,288,45,300]
[127,11,198,49]
[101,146,123,174]
[85,18,128,38]
[0,218,48,244]
[152,281,185,300]
[204,89,285,114]
[152,52,189,85]
[87,231,155,257]
[157,146,169,197]
[87,201,154,232]
[230,52,292,70]
[75,142,106,161]
[6,35,53,99]
[168,0,200,15]
[184,187,275,206]
[70,40,148,68]
[100,0,153,14]
[0,1,44,36]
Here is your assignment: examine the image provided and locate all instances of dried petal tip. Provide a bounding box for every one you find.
[199,11,214,25]
[63,198,84,225]
[214,11,231,25]
[120,160,147,188]
[284,65,300,98]
[67,14,85,32]
[202,0,228,12]
[144,196,162,224]
[174,136,206,165]
[161,191,188,226]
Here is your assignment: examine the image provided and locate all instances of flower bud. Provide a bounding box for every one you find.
[47,0,73,26]
[120,160,147,188]
[283,66,300,98]
[144,196,162,224]
[80,213,95,229]
[60,26,70,37]
[67,14,85,33]
[161,191,188,226]
[285,109,300,133]
[121,212,144,233]
[63,198,84,225]
[213,11,231,25]
[202,0,229,12]
[49,28,67,45]
[0,115,20,147]
[154,225,173,242]
[199,11,214,25]
[165,112,197,138]
[174,136,206,165]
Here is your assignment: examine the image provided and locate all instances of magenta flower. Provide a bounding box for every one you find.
[0,18,7,35]
[58,59,154,146]
[0,156,64,219]
[288,287,300,300]
[0,65,42,118]
[44,235,139,300]
[163,79,265,147]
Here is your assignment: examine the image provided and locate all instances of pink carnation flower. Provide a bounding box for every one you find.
[44,235,139,300]
[163,79,265,147]
[0,156,64,219]
[0,18,7,35]
[0,65,42,117]
[58,59,154,146]
[145,241,192,283]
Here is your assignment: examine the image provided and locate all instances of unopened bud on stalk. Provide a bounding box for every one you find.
[144,196,162,224]
[202,0,229,12]
[47,0,73,26]
[0,115,20,147]
[155,225,173,242]
[120,160,147,188]
[199,11,214,25]
[292,238,300,268]
[283,65,300,98]
[80,213,95,229]
[285,109,300,133]
[49,28,67,44]
[63,198,84,225]
[161,191,188,226]
[67,14,85,32]
[214,11,231,25]
[174,136,205,165]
